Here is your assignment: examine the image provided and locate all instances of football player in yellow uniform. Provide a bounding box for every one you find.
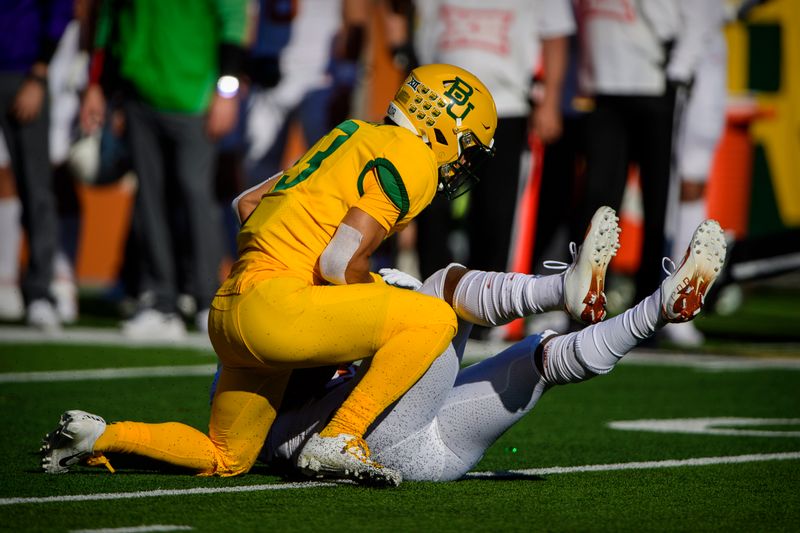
[41,64,498,486]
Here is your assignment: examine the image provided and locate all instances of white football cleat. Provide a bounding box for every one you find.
[297,433,402,487]
[121,309,186,341]
[662,321,706,348]
[0,282,24,321]
[41,410,107,474]
[560,206,621,324]
[26,299,62,333]
[661,219,727,323]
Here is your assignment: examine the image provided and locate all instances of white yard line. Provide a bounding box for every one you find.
[4,354,798,384]
[0,365,218,383]
[0,326,213,350]
[2,326,799,373]
[464,451,800,478]
[0,481,337,506]
[2,452,798,506]
[621,351,800,371]
[71,526,194,533]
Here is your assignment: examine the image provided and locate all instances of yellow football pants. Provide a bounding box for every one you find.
[95,276,457,476]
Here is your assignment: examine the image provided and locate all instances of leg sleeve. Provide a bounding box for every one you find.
[95,365,291,476]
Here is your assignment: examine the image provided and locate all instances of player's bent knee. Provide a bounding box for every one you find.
[206,446,260,477]
[393,290,458,330]
[418,296,458,335]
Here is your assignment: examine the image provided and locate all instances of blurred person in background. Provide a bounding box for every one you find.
[0,2,92,327]
[47,6,92,326]
[574,0,722,309]
[526,28,591,335]
[413,0,574,338]
[213,0,369,283]
[0,133,25,322]
[663,4,728,347]
[0,0,74,332]
[80,0,249,339]
[243,0,369,185]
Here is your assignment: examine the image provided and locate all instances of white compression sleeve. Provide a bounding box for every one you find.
[319,223,363,285]
[418,263,466,299]
[451,270,563,327]
[542,290,664,383]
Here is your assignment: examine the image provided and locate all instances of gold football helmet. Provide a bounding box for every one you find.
[387,64,497,199]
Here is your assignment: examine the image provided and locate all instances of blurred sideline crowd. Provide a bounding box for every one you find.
[0,0,753,347]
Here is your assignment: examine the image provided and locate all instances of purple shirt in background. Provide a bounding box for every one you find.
[0,0,74,72]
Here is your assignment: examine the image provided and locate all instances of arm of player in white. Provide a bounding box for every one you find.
[379,268,423,290]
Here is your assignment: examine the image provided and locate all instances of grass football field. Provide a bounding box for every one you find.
[1,285,799,532]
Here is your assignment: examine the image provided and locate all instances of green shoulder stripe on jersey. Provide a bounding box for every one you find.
[274,120,360,191]
[357,158,410,222]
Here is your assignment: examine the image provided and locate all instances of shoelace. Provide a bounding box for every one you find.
[661,257,677,276]
[85,452,116,473]
[344,436,385,468]
[541,242,578,272]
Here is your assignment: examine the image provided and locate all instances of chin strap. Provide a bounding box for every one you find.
[386,102,419,135]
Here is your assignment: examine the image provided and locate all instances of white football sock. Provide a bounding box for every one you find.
[451,270,563,327]
[418,263,464,300]
[0,197,22,282]
[543,290,663,383]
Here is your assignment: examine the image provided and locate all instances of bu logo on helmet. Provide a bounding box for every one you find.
[443,77,474,120]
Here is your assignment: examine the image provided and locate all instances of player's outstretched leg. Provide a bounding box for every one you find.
[438,206,619,330]
[41,410,107,474]
[297,433,402,487]
[419,221,726,479]
[561,205,621,324]
[544,219,727,382]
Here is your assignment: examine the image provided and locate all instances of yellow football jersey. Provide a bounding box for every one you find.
[222,120,438,290]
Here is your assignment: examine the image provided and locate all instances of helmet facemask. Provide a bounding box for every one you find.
[437,128,495,200]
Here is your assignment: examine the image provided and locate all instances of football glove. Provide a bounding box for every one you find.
[378,268,422,291]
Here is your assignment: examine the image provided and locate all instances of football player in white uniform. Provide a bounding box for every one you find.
[260,209,726,481]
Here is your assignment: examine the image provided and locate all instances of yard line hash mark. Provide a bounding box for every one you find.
[70,526,194,533]
[3,452,798,506]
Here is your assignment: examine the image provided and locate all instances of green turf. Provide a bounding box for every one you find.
[1,342,799,531]
[0,343,216,373]
[698,286,800,342]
